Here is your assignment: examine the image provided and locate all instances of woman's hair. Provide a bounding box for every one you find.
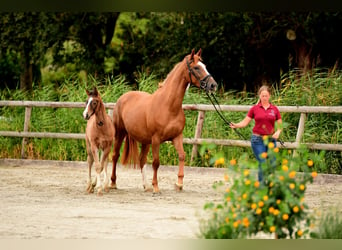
[256,85,272,104]
[258,85,271,96]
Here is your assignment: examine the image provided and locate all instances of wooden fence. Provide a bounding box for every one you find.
[0,100,342,161]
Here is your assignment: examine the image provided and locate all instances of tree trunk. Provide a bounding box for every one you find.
[19,51,33,92]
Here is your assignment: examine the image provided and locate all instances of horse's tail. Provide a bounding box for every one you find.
[121,135,139,168]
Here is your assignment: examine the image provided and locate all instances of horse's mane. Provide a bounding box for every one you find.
[161,61,183,86]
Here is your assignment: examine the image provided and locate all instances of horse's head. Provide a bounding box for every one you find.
[83,87,102,121]
[186,49,217,93]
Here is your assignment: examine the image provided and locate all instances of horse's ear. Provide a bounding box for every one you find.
[196,48,202,57]
[86,89,90,96]
[93,87,98,96]
[190,49,195,60]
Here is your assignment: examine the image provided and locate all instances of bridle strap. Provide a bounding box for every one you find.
[186,58,211,91]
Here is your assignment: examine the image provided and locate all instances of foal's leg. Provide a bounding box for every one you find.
[151,141,161,194]
[110,134,125,189]
[173,134,185,191]
[86,139,95,193]
[101,144,112,193]
[91,145,103,196]
[140,144,152,191]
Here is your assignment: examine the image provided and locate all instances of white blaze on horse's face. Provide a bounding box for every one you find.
[83,97,93,120]
[198,61,210,76]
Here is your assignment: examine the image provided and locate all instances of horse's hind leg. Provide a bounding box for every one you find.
[101,145,111,193]
[140,144,152,191]
[111,133,125,189]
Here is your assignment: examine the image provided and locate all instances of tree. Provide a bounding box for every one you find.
[0,12,61,91]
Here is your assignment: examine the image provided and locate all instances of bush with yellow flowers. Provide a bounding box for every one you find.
[199,137,324,239]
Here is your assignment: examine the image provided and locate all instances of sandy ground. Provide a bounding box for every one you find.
[0,158,341,239]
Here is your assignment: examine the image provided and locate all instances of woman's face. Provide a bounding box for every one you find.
[259,90,270,103]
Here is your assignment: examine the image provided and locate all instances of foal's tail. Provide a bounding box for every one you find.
[121,135,139,168]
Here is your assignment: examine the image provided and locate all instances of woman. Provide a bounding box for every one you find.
[230,85,282,181]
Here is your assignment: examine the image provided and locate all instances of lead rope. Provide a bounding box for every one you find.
[206,92,247,140]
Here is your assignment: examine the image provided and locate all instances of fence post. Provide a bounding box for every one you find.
[21,106,32,159]
[293,112,307,157]
[190,110,205,163]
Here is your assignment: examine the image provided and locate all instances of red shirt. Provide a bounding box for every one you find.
[247,103,281,135]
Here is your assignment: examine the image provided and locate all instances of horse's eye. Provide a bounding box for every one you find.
[193,66,201,72]
[92,101,98,106]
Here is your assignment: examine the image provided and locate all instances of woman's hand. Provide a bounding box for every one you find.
[272,130,281,139]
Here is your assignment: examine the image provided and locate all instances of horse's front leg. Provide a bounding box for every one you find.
[151,142,161,194]
[91,146,103,196]
[86,139,95,193]
[173,134,185,191]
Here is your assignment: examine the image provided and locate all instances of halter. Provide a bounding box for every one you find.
[85,99,104,126]
[186,58,212,92]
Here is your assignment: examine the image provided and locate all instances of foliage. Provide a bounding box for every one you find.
[0,68,341,173]
[199,139,322,239]
[310,208,342,239]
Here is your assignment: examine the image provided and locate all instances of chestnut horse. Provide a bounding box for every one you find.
[83,87,114,196]
[110,49,217,193]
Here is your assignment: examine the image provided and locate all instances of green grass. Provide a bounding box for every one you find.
[0,68,341,173]
[310,207,342,239]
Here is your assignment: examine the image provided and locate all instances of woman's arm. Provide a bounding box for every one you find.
[272,118,282,139]
[230,116,252,129]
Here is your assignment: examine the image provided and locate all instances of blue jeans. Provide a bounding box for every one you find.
[251,135,276,182]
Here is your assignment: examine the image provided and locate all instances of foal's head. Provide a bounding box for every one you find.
[83,87,103,121]
[186,49,217,93]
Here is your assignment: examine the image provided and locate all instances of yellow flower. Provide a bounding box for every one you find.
[273,209,280,216]
[299,184,305,191]
[230,159,237,166]
[307,159,314,167]
[268,207,274,214]
[268,142,275,149]
[214,157,225,166]
[269,182,274,187]
[242,193,248,199]
[233,221,239,228]
[289,183,295,189]
[262,135,269,141]
[225,217,229,223]
[288,150,292,154]
[293,206,299,213]
[242,217,250,227]
[225,188,230,193]
[273,147,279,153]
[226,196,231,202]
[245,179,251,185]
[276,199,281,205]
[312,171,318,178]
[263,195,269,201]
[282,214,289,220]
[224,174,229,181]
[251,203,257,210]
[282,159,288,165]
[254,181,260,188]
[243,169,250,176]
[270,226,276,233]
[279,175,284,181]
[233,213,237,218]
[261,152,268,159]
[289,171,296,178]
[258,201,264,207]
[282,165,289,172]
[297,229,303,237]
[256,208,262,215]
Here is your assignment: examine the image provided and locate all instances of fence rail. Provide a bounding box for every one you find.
[1,101,342,161]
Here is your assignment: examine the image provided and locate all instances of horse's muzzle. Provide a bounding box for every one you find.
[202,76,217,93]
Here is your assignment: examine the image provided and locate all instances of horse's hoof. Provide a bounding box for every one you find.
[174,183,183,191]
[104,186,110,193]
[110,183,117,189]
[97,189,103,196]
[152,191,161,197]
[143,186,153,192]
